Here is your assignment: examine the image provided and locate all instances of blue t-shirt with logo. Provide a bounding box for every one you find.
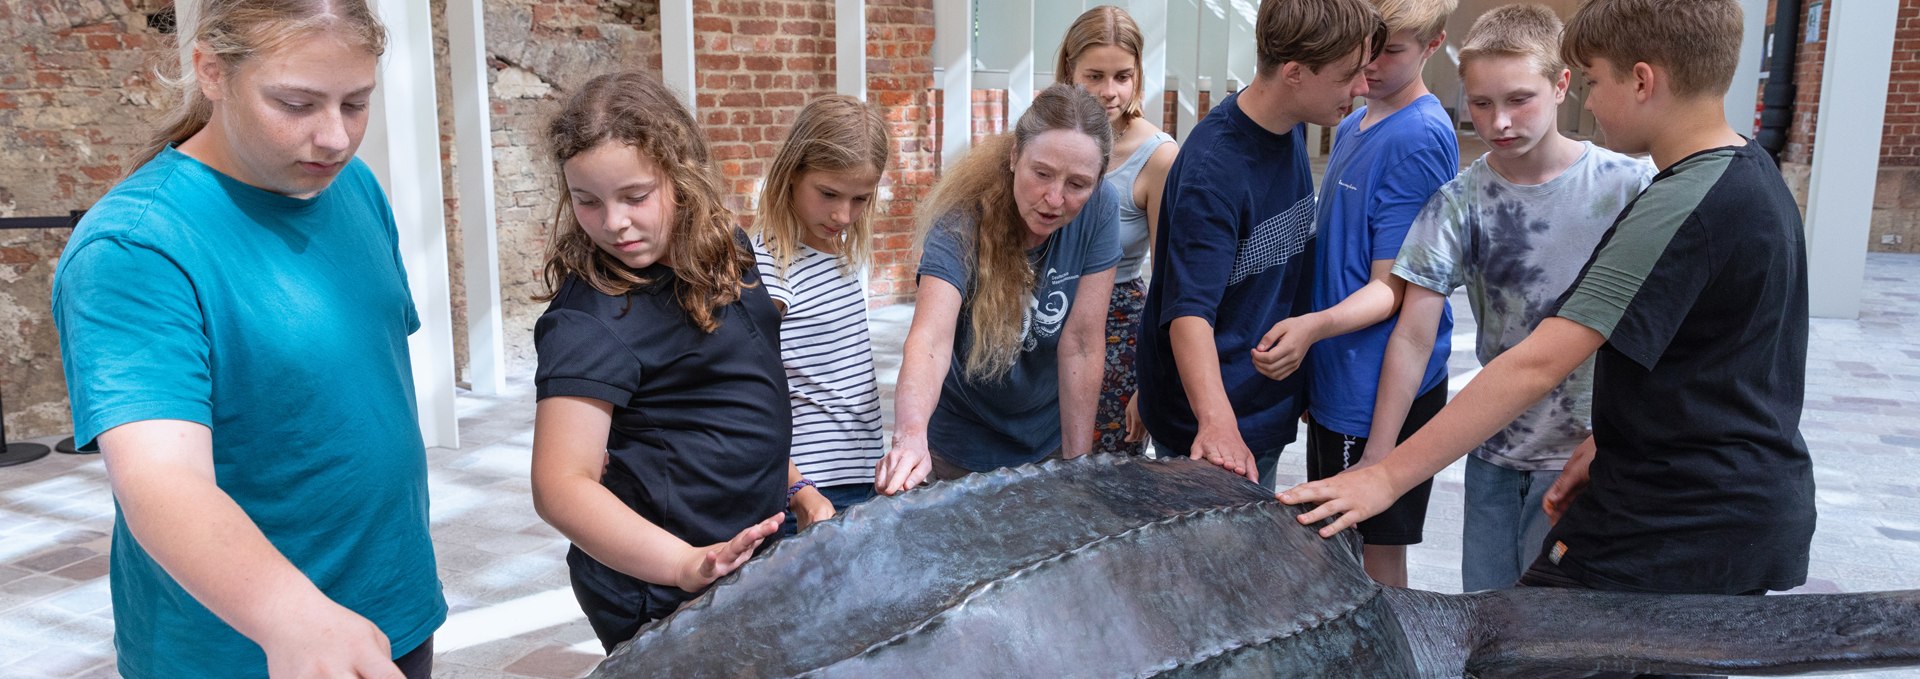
[1305,95,1458,438]
[1138,91,1318,453]
[917,183,1121,471]
[52,147,445,678]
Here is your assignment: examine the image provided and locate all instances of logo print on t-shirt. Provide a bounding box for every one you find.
[1019,267,1077,349]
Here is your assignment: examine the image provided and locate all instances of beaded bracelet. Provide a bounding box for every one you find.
[786,478,816,503]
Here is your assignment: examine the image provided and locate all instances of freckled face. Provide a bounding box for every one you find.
[563,142,678,270]
[203,37,377,198]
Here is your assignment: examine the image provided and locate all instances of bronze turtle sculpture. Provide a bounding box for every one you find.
[592,455,1920,677]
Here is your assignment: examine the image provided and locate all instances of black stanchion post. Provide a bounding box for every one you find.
[1,209,87,465]
[55,436,92,455]
[0,389,53,467]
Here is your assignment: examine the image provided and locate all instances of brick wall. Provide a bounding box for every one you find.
[1882,0,1920,168]
[0,0,170,439]
[863,0,937,302]
[1765,0,1920,252]
[1874,0,1920,251]
[693,1,836,224]
[479,0,666,374]
[0,0,940,436]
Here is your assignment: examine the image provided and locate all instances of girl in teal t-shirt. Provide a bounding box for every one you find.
[51,3,444,678]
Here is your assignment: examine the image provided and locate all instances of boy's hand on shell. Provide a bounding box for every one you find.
[1191,423,1258,483]
[1278,466,1395,538]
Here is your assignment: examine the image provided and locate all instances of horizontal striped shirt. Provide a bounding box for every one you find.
[754,237,885,487]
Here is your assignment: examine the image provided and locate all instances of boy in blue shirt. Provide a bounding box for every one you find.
[1139,0,1383,490]
[1251,0,1458,585]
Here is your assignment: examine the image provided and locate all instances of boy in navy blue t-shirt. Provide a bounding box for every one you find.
[1139,0,1383,490]
[1251,0,1458,586]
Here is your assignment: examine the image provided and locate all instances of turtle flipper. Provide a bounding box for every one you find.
[1454,587,1920,678]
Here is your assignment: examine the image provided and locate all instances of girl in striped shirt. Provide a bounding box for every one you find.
[752,95,894,529]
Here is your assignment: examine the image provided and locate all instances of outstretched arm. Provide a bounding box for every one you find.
[876,277,963,494]
[1358,282,1447,467]
[1170,316,1258,482]
[532,396,781,591]
[1253,259,1406,380]
[1280,317,1603,536]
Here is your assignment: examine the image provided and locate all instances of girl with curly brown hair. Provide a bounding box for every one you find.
[527,70,830,651]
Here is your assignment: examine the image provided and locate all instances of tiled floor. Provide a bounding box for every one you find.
[5,253,1920,678]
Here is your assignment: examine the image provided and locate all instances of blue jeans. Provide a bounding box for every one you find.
[1152,440,1284,492]
[1462,454,1561,591]
[781,482,879,536]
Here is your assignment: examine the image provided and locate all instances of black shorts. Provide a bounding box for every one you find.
[1305,380,1447,546]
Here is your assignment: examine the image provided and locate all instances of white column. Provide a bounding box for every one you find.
[1803,0,1898,319]
[1005,0,1036,124]
[363,0,458,449]
[1167,0,1200,139]
[1224,0,1255,94]
[660,0,697,113]
[1130,0,1168,130]
[1034,1,1085,88]
[837,0,866,99]
[935,0,974,166]
[1725,0,1767,136]
[446,0,505,395]
[1197,0,1229,107]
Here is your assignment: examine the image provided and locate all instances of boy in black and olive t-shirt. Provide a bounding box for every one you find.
[1278,0,1813,596]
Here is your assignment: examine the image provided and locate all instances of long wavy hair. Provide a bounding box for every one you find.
[1055,5,1147,125]
[132,0,388,172]
[755,95,892,276]
[918,84,1111,382]
[538,71,754,334]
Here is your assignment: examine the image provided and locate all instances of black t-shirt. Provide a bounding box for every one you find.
[1550,139,1813,594]
[534,257,790,622]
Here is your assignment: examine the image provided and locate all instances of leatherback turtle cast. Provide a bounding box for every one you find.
[592,455,1920,677]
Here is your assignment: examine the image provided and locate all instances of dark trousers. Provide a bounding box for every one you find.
[394,636,433,679]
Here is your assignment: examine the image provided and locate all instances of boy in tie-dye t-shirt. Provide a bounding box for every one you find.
[1365,4,1652,591]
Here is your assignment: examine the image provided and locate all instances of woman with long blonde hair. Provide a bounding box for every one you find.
[528,71,833,652]
[752,95,893,524]
[1057,5,1180,456]
[875,84,1120,494]
[52,1,444,676]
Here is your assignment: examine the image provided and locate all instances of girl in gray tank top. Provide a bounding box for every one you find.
[1055,5,1180,455]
